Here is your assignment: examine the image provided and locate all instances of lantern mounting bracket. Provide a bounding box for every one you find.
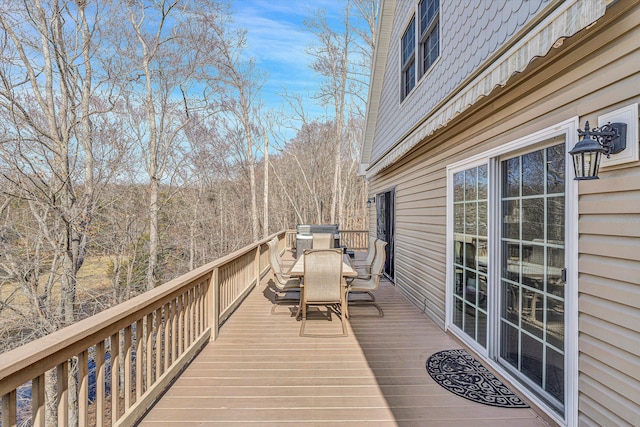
[578,121,627,158]
[570,121,627,180]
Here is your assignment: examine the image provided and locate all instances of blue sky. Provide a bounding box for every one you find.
[230,1,347,128]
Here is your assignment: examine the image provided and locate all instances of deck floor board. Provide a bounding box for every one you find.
[139,252,553,426]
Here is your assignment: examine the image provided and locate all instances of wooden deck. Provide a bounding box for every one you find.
[139,256,553,426]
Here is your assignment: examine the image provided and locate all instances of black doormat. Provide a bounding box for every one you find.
[426,349,529,408]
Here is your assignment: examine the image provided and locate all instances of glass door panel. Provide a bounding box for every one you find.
[376,189,395,280]
[499,143,566,410]
[452,164,488,348]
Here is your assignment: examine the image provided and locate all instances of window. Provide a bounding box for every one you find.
[419,0,439,76]
[401,17,416,100]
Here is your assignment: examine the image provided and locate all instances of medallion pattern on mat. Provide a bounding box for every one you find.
[426,349,529,408]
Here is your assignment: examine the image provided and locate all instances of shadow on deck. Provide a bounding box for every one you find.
[139,252,554,426]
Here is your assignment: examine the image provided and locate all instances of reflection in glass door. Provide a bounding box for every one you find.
[452,165,488,348]
[499,143,566,410]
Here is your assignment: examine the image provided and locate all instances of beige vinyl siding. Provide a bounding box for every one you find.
[367,1,640,424]
[577,162,640,426]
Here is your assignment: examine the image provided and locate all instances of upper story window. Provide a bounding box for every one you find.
[419,0,440,76]
[401,17,416,100]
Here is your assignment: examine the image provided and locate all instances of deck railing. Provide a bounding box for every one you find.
[0,231,286,427]
[284,229,369,251]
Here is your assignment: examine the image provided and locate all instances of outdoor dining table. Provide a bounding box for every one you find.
[287,252,358,278]
[286,252,358,318]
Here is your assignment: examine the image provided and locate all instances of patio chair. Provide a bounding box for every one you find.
[345,239,387,318]
[312,233,333,249]
[267,239,301,315]
[270,237,294,269]
[352,237,378,274]
[299,249,348,337]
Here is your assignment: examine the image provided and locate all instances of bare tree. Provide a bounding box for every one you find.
[263,133,270,237]
[0,0,125,423]
[208,21,268,242]
[109,0,228,290]
[302,0,377,226]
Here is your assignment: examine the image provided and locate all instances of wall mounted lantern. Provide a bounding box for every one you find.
[570,121,627,180]
[366,197,376,208]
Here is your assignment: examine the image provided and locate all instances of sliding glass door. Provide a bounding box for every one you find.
[376,189,395,280]
[499,143,566,410]
[448,139,567,414]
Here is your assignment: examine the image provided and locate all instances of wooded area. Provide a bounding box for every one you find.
[0,0,377,361]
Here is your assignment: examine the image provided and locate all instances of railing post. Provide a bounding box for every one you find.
[255,244,261,286]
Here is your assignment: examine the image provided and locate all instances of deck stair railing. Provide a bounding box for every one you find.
[0,231,287,427]
[0,230,368,426]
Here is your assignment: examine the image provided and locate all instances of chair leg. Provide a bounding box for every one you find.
[271,301,298,315]
[340,293,348,336]
[271,291,300,316]
[294,287,304,319]
[346,290,375,302]
[299,301,307,337]
[300,302,348,338]
[344,288,351,319]
[347,301,384,317]
[345,289,383,318]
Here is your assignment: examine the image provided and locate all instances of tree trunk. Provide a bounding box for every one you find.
[148,177,160,290]
[263,134,269,237]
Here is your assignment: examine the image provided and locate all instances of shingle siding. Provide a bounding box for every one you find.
[370,0,550,163]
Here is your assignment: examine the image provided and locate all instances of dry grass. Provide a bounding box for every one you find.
[0,256,114,351]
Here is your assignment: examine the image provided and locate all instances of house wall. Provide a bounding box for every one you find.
[367,1,640,425]
[369,0,551,163]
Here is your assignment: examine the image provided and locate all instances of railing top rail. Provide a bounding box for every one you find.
[0,230,286,393]
[287,229,369,234]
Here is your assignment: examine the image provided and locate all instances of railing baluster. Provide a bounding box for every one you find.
[57,361,68,427]
[110,332,120,425]
[124,326,132,410]
[1,390,17,427]
[189,287,196,347]
[155,307,163,380]
[31,374,45,427]
[212,267,219,340]
[96,340,105,427]
[78,350,89,426]
[171,298,177,367]
[198,283,203,335]
[166,302,173,371]
[135,319,143,400]
[189,287,193,342]
[146,313,153,391]
[178,294,184,356]
[187,289,192,346]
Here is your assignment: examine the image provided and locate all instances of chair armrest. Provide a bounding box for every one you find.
[347,273,383,286]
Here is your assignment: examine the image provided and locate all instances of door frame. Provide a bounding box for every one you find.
[445,117,579,427]
[376,187,396,283]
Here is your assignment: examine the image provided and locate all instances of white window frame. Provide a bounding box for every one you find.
[418,0,440,77]
[445,118,579,427]
[400,15,416,101]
